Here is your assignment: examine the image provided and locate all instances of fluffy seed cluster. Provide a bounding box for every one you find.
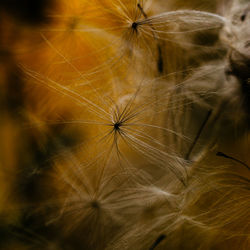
[0,0,249,249]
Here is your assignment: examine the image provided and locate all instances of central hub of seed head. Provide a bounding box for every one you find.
[90,200,100,209]
[132,22,138,30]
[114,122,121,131]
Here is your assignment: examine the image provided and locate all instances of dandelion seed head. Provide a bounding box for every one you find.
[5,0,250,249]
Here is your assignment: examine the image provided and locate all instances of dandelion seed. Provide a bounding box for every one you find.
[185,109,213,160]
[216,151,250,171]
[149,234,166,250]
